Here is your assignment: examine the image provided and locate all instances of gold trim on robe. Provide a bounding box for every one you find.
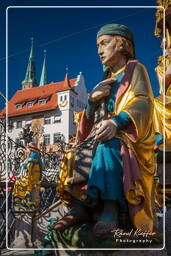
[154,95,171,151]
[112,62,156,231]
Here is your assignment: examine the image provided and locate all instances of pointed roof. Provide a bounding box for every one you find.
[63,73,71,89]
[29,38,34,59]
[39,50,48,86]
[0,78,77,118]
[22,38,37,86]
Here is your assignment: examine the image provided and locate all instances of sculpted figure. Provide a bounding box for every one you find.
[55,24,156,236]
[13,142,42,206]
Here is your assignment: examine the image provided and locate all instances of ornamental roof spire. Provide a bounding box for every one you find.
[63,66,71,89]
[22,37,37,90]
[39,50,48,86]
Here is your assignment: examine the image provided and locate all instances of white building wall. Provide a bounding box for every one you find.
[68,72,88,136]
[8,73,88,145]
[57,73,88,142]
[57,90,70,143]
[43,109,69,143]
[8,118,26,143]
[74,72,87,105]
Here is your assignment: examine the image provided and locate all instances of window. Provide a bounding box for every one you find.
[60,96,63,102]
[44,134,50,145]
[64,95,67,101]
[9,120,13,127]
[16,120,22,129]
[16,104,22,109]
[16,138,20,144]
[15,138,24,146]
[70,96,74,107]
[54,113,61,123]
[44,116,51,125]
[8,120,13,132]
[80,102,84,109]
[39,99,46,105]
[27,102,33,107]
[54,133,63,144]
[25,119,32,125]
[76,100,84,109]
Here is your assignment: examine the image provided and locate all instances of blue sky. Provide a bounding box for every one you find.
[0,0,162,111]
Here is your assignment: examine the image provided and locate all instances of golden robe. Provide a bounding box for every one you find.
[111,61,156,231]
[13,151,42,199]
[154,95,171,151]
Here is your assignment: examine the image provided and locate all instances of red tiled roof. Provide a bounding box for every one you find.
[0,77,76,118]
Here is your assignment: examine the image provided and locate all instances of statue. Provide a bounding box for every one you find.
[153,0,171,152]
[54,24,156,236]
[13,142,42,207]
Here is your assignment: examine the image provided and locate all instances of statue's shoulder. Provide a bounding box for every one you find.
[131,60,152,93]
[29,151,40,161]
[130,60,150,84]
[133,60,147,74]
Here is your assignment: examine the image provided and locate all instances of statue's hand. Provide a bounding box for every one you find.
[95,119,117,141]
[89,77,117,102]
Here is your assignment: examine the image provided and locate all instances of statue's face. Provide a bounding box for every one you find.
[97,34,122,67]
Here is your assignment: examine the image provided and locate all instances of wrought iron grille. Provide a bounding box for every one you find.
[0,120,65,249]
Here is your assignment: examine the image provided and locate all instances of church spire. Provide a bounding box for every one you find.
[63,66,71,89]
[39,50,48,86]
[22,38,37,90]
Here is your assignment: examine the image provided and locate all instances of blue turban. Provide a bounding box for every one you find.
[97,24,135,74]
[97,24,134,46]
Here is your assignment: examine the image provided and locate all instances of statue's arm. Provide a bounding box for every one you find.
[85,78,116,120]
[27,162,34,177]
[112,111,131,130]
[85,98,99,120]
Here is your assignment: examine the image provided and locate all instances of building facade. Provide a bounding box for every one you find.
[0,42,87,147]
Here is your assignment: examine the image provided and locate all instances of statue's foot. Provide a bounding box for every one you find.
[93,220,118,237]
[54,207,90,231]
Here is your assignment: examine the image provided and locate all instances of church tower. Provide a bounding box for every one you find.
[39,50,48,86]
[22,38,37,90]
